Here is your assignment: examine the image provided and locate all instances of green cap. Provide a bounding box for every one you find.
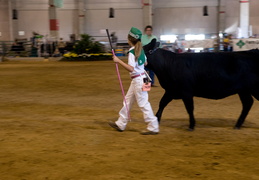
[129,27,142,40]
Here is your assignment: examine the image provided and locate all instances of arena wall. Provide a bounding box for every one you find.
[0,0,12,41]
[1,0,259,41]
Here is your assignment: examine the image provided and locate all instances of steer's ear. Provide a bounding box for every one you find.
[143,38,157,54]
[150,38,157,48]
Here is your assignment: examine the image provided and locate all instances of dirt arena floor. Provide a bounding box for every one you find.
[1,60,259,180]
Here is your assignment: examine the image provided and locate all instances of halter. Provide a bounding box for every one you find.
[148,41,160,54]
[148,47,159,54]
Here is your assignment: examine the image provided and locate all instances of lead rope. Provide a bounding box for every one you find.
[106,29,131,121]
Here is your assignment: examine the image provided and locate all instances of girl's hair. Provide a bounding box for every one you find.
[128,34,142,60]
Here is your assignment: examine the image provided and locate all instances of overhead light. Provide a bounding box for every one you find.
[185,34,205,40]
[160,35,177,43]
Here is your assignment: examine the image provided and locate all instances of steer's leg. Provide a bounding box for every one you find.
[156,91,174,123]
[182,97,195,131]
[235,93,254,129]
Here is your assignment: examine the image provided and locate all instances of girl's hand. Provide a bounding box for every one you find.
[113,55,120,63]
[113,55,134,72]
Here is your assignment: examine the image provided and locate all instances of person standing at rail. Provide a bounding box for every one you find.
[141,25,159,87]
[108,27,159,135]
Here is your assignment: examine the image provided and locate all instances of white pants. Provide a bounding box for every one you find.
[115,76,159,132]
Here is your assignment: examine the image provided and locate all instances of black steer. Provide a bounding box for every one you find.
[143,39,259,130]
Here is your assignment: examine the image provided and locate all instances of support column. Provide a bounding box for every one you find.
[9,0,14,41]
[142,0,152,26]
[216,0,221,52]
[77,0,85,39]
[49,0,59,41]
[239,0,249,38]
[11,1,19,41]
[219,6,225,33]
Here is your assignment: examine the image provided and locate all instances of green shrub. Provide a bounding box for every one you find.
[61,34,111,61]
[73,34,104,54]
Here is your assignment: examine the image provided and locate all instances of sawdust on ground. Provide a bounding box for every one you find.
[0,60,259,180]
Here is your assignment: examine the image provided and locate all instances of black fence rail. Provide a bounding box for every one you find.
[0,40,78,58]
[0,41,32,57]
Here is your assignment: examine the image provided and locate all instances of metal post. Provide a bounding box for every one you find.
[78,0,85,38]
[239,0,249,38]
[49,0,59,41]
[216,0,221,52]
[9,0,14,41]
[142,0,152,26]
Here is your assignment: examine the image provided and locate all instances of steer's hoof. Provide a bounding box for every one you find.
[188,127,194,131]
[234,126,241,130]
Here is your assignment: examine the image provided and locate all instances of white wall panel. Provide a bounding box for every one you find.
[250,0,259,35]
[58,10,78,40]
[250,17,259,36]
[17,10,49,39]
[2,0,259,41]
[85,0,141,9]
[224,0,239,35]
[0,0,11,41]
[15,0,48,10]
[153,6,217,37]
[153,0,219,8]
[14,9,77,41]
[15,0,77,10]
[85,8,143,41]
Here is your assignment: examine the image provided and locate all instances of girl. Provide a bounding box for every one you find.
[108,27,159,135]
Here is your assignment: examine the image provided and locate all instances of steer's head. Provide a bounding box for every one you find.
[143,38,157,56]
[143,38,159,69]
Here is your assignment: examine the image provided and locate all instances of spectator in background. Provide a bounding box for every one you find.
[70,34,76,43]
[11,40,25,55]
[228,34,233,52]
[173,36,183,53]
[57,38,66,55]
[223,34,229,52]
[141,25,159,87]
[111,32,118,43]
[223,34,233,52]
[187,48,192,53]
